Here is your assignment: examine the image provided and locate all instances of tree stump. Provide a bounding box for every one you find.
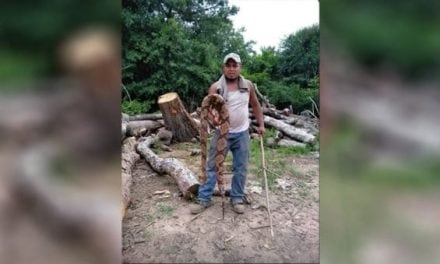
[158,92,199,142]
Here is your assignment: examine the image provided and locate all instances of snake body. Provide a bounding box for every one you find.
[200,94,229,198]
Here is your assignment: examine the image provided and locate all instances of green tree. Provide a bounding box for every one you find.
[242,46,279,90]
[122,0,253,113]
[278,24,319,87]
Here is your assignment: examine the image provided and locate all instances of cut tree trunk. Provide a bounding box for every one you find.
[156,127,173,145]
[137,136,199,199]
[262,107,285,120]
[158,92,199,142]
[277,138,306,148]
[121,137,140,217]
[122,122,128,140]
[127,120,162,137]
[263,115,316,144]
[129,113,163,121]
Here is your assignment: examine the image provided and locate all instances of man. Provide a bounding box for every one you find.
[190,52,265,214]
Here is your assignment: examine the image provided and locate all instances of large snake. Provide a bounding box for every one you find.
[200,94,229,216]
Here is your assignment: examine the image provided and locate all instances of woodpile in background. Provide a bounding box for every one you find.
[122,106,319,148]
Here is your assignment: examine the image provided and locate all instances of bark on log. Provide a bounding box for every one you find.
[263,115,316,143]
[129,113,163,121]
[127,120,162,137]
[158,92,199,142]
[278,138,306,148]
[137,136,199,199]
[156,127,173,145]
[262,107,285,120]
[121,137,140,216]
[13,144,120,263]
[122,122,128,140]
[122,113,130,122]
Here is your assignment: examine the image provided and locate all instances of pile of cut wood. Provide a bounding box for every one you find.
[122,92,319,148]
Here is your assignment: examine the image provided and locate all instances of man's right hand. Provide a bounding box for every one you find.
[208,110,221,126]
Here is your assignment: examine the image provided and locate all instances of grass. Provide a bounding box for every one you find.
[157,203,175,218]
[249,128,314,190]
[159,128,316,193]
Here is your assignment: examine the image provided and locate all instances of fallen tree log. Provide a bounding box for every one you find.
[262,107,285,120]
[137,136,199,199]
[158,92,199,142]
[127,120,162,137]
[121,137,140,217]
[122,122,128,140]
[263,115,316,144]
[129,113,163,121]
[277,138,306,148]
[156,127,173,145]
[13,144,121,264]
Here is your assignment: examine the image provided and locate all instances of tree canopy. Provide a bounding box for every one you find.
[122,0,319,115]
[122,0,254,112]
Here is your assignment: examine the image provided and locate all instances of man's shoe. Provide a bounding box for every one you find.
[231,203,245,214]
[190,201,211,214]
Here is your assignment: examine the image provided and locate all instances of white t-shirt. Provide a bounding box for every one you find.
[225,90,249,133]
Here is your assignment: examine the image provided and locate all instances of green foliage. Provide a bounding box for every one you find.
[243,27,319,114]
[278,24,319,87]
[249,128,314,190]
[122,0,253,112]
[243,47,279,88]
[121,99,151,115]
[321,0,440,78]
[0,1,119,82]
[123,1,319,114]
[263,83,319,114]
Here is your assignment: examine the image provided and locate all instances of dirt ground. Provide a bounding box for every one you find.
[122,142,319,263]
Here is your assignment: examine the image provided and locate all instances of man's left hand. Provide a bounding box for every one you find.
[257,126,265,135]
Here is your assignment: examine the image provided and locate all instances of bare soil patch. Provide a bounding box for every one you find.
[122,142,319,263]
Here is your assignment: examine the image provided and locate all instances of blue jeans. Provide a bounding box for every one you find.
[198,129,250,205]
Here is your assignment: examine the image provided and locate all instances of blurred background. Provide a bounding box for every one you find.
[0,1,121,264]
[320,0,440,263]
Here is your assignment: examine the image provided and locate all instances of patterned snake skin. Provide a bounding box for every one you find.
[200,94,229,198]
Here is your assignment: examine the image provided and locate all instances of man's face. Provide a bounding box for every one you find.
[223,59,241,80]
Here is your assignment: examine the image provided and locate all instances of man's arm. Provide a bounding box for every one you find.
[248,82,265,135]
[208,82,218,95]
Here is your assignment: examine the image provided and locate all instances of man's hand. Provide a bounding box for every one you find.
[208,109,221,127]
[257,126,265,135]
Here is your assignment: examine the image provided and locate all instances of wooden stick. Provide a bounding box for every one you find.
[259,136,274,237]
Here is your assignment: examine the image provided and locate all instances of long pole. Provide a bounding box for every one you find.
[260,136,274,237]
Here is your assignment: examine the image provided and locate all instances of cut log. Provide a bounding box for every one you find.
[263,115,316,144]
[137,136,199,199]
[283,116,298,125]
[121,137,140,217]
[278,138,306,148]
[122,122,128,140]
[129,113,163,121]
[122,113,130,122]
[275,130,284,140]
[157,127,173,145]
[158,92,199,142]
[262,107,285,120]
[127,120,162,137]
